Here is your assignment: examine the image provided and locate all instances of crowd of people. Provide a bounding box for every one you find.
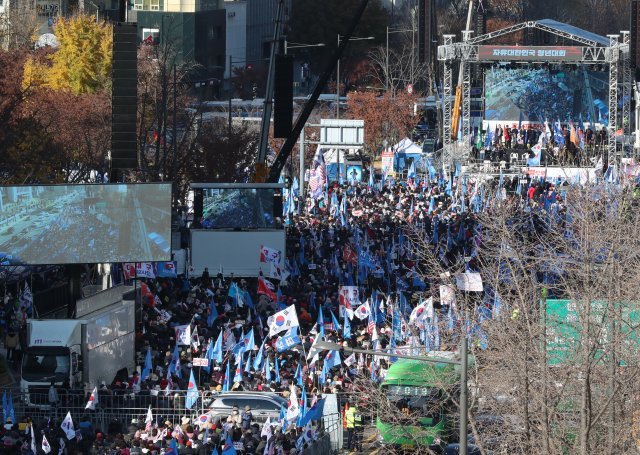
[0,163,628,454]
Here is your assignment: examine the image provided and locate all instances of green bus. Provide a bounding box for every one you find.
[376,356,463,451]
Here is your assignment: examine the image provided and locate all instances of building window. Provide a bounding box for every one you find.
[262,41,270,59]
[208,26,214,40]
[133,0,143,10]
[150,0,159,10]
[142,28,160,44]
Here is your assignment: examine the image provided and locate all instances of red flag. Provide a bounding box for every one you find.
[257,274,277,301]
[123,263,136,280]
[343,246,357,266]
[143,34,154,45]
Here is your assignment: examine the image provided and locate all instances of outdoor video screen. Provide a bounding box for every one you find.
[0,183,172,265]
[202,188,279,229]
[484,67,609,124]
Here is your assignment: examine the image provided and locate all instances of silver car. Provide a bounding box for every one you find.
[208,392,288,423]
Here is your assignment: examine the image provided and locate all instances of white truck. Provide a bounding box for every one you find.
[20,285,136,407]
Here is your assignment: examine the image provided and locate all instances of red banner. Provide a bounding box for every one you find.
[478,45,583,62]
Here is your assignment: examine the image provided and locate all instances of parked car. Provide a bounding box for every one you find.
[208,392,288,423]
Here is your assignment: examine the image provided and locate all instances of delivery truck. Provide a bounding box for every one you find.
[20,285,136,408]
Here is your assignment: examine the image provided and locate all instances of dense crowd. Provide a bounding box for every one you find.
[0,170,606,454]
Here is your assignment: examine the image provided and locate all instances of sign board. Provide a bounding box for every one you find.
[546,299,640,366]
[478,45,583,62]
[192,358,209,367]
[407,83,414,94]
[381,152,394,173]
[320,119,364,148]
[36,0,60,17]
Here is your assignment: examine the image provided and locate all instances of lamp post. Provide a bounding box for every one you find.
[284,40,325,55]
[313,338,469,455]
[282,40,325,200]
[336,34,374,119]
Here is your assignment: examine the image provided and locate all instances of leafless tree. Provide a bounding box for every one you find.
[0,2,40,50]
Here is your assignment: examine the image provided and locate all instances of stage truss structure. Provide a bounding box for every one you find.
[438,20,631,164]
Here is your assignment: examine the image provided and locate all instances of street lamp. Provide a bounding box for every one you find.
[282,40,325,198]
[313,339,469,455]
[336,34,374,119]
[284,40,326,55]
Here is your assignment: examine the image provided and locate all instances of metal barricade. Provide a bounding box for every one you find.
[4,387,216,433]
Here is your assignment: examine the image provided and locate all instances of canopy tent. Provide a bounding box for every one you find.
[384,138,424,172]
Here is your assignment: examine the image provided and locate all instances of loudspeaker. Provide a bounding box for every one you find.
[273,54,293,138]
[418,0,436,65]
[632,1,640,72]
[111,24,138,170]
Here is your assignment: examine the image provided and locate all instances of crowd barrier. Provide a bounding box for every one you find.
[4,387,343,445]
[6,387,220,433]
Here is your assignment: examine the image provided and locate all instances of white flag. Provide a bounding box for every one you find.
[175,324,192,346]
[286,386,300,421]
[145,406,153,432]
[261,417,273,439]
[344,353,356,367]
[454,272,483,292]
[61,411,75,440]
[409,297,433,323]
[42,434,51,453]
[353,301,371,320]
[85,387,99,410]
[191,326,200,350]
[30,425,36,454]
[259,245,282,265]
[267,305,300,337]
[135,262,156,279]
[58,437,66,455]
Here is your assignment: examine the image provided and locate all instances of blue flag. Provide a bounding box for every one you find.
[324,350,341,370]
[207,301,218,327]
[276,326,302,352]
[140,347,152,382]
[156,261,178,278]
[185,369,198,409]
[343,314,351,339]
[294,363,303,386]
[275,355,281,382]
[203,340,214,373]
[299,398,325,427]
[253,340,265,371]
[213,332,223,364]
[317,307,325,339]
[330,311,340,331]
[233,354,243,383]
[223,362,231,392]
[244,290,254,309]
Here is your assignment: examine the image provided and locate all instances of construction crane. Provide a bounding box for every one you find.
[450,0,476,140]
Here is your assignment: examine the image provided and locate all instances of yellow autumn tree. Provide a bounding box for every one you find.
[23,14,112,94]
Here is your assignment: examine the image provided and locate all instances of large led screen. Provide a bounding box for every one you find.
[0,184,172,265]
[202,188,280,229]
[484,67,609,125]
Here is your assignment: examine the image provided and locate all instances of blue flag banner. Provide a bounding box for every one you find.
[156,261,178,278]
[276,327,302,352]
